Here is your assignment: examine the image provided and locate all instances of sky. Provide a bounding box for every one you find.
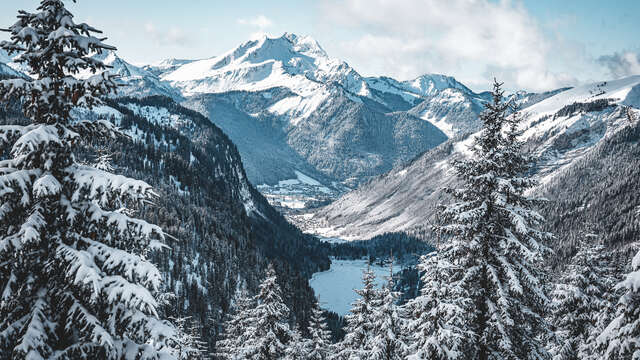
[0,0,638,92]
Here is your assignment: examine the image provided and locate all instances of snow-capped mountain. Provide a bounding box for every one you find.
[88,51,182,99]
[306,76,640,244]
[142,58,196,77]
[158,33,490,190]
[0,33,500,197]
[161,33,360,96]
[160,33,480,113]
[0,50,29,79]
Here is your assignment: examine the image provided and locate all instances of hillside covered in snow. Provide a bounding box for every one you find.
[308,76,640,254]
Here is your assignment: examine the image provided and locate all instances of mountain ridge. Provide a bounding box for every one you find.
[157,33,482,189]
[304,76,640,242]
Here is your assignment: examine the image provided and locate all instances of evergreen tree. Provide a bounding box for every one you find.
[370,262,408,360]
[245,264,292,360]
[407,252,469,360]
[597,246,640,359]
[0,1,180,358]
[93,148,115,172]
[216,290,256,359]
[549,239,617,360]
[433,79,552,360]
[334,264,378,360]
[171,316,209,360]
[285,325,309,360]
[307,302,332,360]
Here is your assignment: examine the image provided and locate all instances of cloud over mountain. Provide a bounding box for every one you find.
[598,51,640,79]
[320,0,576,92]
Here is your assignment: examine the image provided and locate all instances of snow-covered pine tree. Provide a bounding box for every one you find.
[306,302,332,360]
[93,148,115,172]
[216,290,256,359]
[370,262,408,360]
[245,264,292,360]
[170,316,209,360]
[285,325,310,360]
[334,264,379,360]
[0,1,180,358]
[597,246,640,359]
[406,251,469,360]
[549,239,617,360]
[433,79,552,360]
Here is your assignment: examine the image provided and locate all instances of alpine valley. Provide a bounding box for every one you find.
[2,30,640,353]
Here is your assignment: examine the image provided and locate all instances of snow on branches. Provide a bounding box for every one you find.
[0,1,183,359]
[432,79,553,360]
[0,0,118,124]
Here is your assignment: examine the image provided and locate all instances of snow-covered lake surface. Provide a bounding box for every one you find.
[309,258,391,316]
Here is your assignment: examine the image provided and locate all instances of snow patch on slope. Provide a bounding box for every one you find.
[523,76,640,119]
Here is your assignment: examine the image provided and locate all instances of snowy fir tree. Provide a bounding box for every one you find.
[170,317,209,360]
[548,239,617,360]
[216,290,256,359]
[306,302,332,360]
[406,252,470,360]
[284,325,309,360]
[244,264,292,360]
[597,245,640,359]
[433,79,553,360]
[0,1,182,358]
[93,148,115,172]
[334,264,379,360]
[369,262,408,360]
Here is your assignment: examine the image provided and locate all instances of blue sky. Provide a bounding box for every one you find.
[1,0,638,92]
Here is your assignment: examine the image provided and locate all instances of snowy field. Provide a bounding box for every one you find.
[309,258,391,316]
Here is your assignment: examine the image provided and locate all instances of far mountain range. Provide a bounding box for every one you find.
[2,32,639,256]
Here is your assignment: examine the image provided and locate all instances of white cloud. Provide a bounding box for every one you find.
[144,22,190,46]
[598,51,640,79]
[237,15,273,29]
[320,0,577,92]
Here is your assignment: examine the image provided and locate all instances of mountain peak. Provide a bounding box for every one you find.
[406,73,474,96]
[161,32,360,96]
[213,32,329,70]
[281,32,327,58]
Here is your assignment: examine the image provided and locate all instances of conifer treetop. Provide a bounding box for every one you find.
[0,0,117,124]
[432,79,552,360]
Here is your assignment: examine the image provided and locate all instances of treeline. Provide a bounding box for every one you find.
[217,238,636,359]
[329,232,434,265]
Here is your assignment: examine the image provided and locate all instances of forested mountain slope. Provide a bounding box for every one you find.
[309,77,640,262]
[0,95,330,351]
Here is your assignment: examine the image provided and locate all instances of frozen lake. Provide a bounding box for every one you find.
[309,258,391,316]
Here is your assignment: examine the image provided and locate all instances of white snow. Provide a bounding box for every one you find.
[123,104,195,136]
[279,199,307,209]
[268,94,326,126]
[421,111,454,138]
[524,76,640,121]
[453,134,476,157]
[294,171,321,186]
[259,170,337,210]
[91,105,122,119]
